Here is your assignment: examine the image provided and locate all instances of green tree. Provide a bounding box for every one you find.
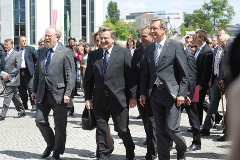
[127,22,141,39]
[103,18,130,40]
[202,0,235,30]
[114,20,130,40]
[182,0,235,34]
[106,1,120,24]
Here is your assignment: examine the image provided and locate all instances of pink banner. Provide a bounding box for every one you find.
[53,10,58,27]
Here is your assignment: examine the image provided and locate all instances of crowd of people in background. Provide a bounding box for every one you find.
[0,16,239,160]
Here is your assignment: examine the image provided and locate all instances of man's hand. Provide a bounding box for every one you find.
[139,95,146,107]
[176,96,185,107]
[31,93,37,101]
[2,75,9,82]
[208,82,211,88]
[85,100,93,109]
[129,99,137,108]
[219,80,225,90]
[184,96,191,106]
[64,96,71,104]
[197,85,202,90]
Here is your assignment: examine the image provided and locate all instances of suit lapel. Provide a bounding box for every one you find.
[24,46,29,61]
[158,38,170,65]
[47,44,61,72]
[148,43,155,67]
[5,51,13,62]
[41,48,48,73]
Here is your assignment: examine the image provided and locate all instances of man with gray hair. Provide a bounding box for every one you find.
[31,26,75,159]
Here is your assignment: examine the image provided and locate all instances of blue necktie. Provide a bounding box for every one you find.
[103,50,109,74]
[45,48,53,71]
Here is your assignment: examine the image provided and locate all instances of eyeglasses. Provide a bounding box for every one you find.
[140,35,149,39]
[44,34,56,38]
[40,43,44,46]
[99,37,111,41]
[150,27,160,31]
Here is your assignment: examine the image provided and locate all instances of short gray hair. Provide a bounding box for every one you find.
[46,26,61,39]
[98,27,116,39]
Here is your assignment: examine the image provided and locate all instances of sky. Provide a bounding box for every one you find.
[103,0,240,25]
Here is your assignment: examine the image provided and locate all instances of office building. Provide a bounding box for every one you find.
[0,0,103,45]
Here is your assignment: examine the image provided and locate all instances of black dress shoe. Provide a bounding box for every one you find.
[126,152,135,160]
[14,112,26,118]
[0,116,5,121]
[52,151,60,160]
[177,152,186,160]
[200,129,210,136]
[187,144,201,151]
[90,152,97,158]
[216,135,227,141]
[143,140,148,145]
[145,154,157,160]
[41,145,54,158]
[187,127,193,132]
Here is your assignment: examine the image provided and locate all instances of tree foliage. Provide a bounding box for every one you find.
[103,18,130,40]
[182,0,235,35]
[106,1,120,24]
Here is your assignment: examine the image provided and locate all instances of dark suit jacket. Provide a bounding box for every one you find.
[185,50,197,99]
[84,45,137,110]
[196,44,213,88]
[140,38,189,99]
[0,50,22,86]
[131,46,145,98]
[15,45,38,75]
[32,43,75,104]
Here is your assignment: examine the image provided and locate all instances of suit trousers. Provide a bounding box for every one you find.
[145,100,158,158]
[0,86,24,117]
[202,77,222,130]
[35,89,68,154]
[19,68,35,107]
[185,102,201,145]
[94,96,135,159]
[150,87,187,160]
[197,87,208,125]
[137,101,147,136]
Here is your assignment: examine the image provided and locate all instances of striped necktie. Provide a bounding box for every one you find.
[154,43,162,85]
[214,47,222,76]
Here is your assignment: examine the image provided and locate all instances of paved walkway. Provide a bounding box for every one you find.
[0,94,231,160]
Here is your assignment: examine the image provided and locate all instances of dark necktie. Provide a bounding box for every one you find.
[19,48,23,55]
[103,50,109,74]
[45,48,53,71]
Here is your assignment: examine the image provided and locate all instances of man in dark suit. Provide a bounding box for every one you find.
[139,18,189,160]
[15,36,38,111]
[201,29,227,136]
[131,24,157,160]
[192,30,213,136]
[0,39,25,121]
[84,27,137,160]
[31,26,75,160]
[171,33,201,151]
